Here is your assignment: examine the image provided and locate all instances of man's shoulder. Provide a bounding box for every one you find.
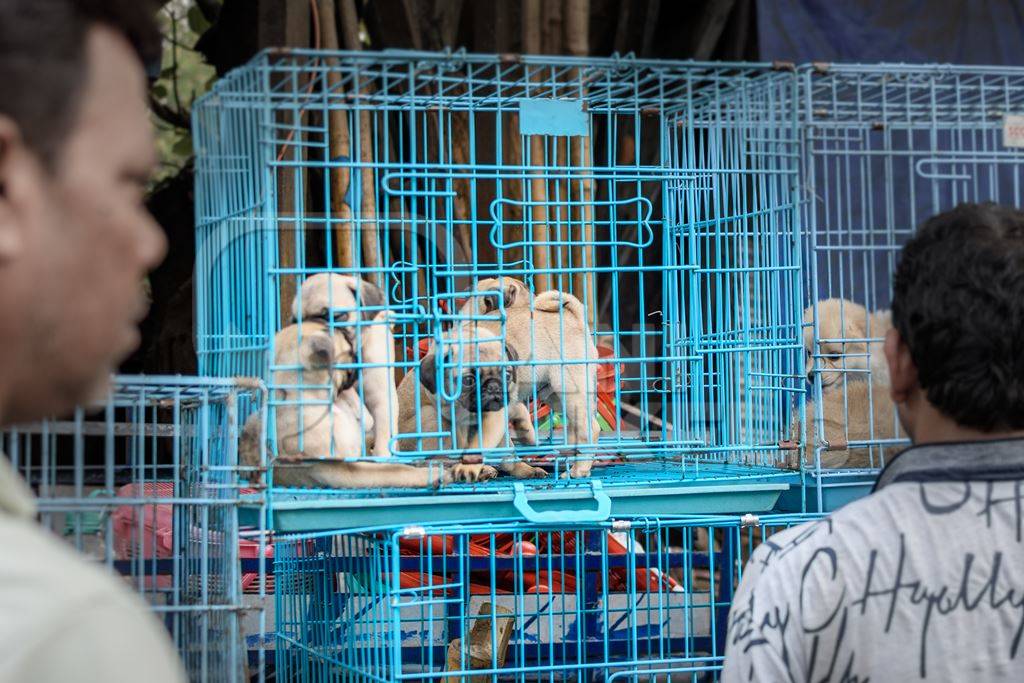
[0,515,187,681]
[0,515,151,631]
[750,490,902,575]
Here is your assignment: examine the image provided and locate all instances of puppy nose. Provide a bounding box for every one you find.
[483,377,502,393]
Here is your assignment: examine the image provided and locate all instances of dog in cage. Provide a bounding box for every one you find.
[804,298,892,387]
[791,377,904,469]
[790,297,905,469]
[239,322,495,488]
[292,273,399,458]
[400,277,601,478]
[396,277,546,479]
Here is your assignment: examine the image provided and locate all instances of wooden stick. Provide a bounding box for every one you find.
[523,0,551,292]
[339,0,382,284]
[318,0,354,269]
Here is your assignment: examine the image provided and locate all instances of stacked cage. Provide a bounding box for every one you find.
[192,50,800,520]
[2,376,269,681]
[189,49,815,681]
[797,64,1024,510]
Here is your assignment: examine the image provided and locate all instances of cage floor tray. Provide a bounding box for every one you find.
[250,462,790,533]
[773,470,877,513]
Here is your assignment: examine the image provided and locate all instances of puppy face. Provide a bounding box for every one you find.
[459,276,533,316]
[293,273,386,325]
[274,321,355,393]
[804,299,870,387]
[420,338,518,413]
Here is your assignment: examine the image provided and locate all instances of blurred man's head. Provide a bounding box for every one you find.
[886,203,1024,442]
[0,1,166,424]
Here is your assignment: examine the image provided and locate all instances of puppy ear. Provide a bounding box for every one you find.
[480,288,500,314]
[419,352,438,394]
[503,281,518,309]
[504,343,518,383]
[347,278,387,320]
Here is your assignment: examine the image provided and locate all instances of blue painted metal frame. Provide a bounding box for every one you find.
[271,513,822,682]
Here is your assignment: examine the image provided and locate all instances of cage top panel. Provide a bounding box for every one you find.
[104,375,263,405]
[804,63,1024,125]
[194,48,791,116]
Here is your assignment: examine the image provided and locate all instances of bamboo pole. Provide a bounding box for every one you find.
[523,0,551,292]
[318,0,354,269]
[339,0,382,284]
[565,0,596,325]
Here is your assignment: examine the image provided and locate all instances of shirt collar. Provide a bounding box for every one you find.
[873,437,1024,492]
[0,453,37,519]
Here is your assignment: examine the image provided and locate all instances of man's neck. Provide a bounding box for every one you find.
[909,400,1024,445]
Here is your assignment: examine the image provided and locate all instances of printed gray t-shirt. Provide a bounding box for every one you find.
[723,439,1024,682]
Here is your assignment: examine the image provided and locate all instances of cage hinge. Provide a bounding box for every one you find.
[402,526,426,538]
[740,513,760,528]
[772,60,796,72]
[611,520,632,532]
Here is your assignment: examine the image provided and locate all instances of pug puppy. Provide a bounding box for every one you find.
[396,340,546,479]
[292,273,399,458]
[239,322,496,488]
[449,289,601,478]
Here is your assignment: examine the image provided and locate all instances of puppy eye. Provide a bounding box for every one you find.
[463,373,476,387]
[332,311,350,323]
[318,308,329,318]
[504,368,514,382]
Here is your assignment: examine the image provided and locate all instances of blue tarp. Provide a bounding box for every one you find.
[757,0,1024,65]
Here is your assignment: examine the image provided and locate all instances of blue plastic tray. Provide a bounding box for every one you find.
[773,470,877,513]
[254,462,791,533]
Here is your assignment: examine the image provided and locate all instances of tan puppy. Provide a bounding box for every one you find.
[449,289,600,478]
[804,298,891,388]
[240,323,495,488]
[292,273,399,458]
[396,339,545,479]
[788,378,905,469]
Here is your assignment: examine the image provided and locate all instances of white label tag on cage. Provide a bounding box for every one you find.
[1004,115,1024,147]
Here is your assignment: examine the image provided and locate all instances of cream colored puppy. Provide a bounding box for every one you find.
[804,298,891,388]
[788,378,905,470]
[293,273,398,458]
[450,289,600,478]
[240,322,492,488]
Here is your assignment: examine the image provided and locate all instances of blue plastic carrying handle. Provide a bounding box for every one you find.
[512,480,612,524]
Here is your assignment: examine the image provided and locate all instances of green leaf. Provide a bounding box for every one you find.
[172,134,193,157]
[151,83,168,99]
[187,5,211,34]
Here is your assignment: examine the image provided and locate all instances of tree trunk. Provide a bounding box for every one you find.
[318,0,354,268]
[522,0,550,291]
[339,0,383,284]
[565,0,596,325]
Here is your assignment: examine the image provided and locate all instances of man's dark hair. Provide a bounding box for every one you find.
[892,202,1024,431]
[0,0,161,167]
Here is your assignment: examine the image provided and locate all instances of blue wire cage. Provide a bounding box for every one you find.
[270,513,821,682]
[2,375,269,682]
[191,50,804,518]
[793,64,1024,511]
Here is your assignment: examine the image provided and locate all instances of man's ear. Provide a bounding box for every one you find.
[885,327,917,404]
[0,115,38,262]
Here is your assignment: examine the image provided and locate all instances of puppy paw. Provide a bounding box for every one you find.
[447,463,499,483]
[560,460,594,479]
[505,461,549,479]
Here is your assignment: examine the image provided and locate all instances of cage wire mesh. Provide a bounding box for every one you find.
[2,376,269,682]
[796,64,1024,507]
[271,513,821,682]
[192,50,804,503]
